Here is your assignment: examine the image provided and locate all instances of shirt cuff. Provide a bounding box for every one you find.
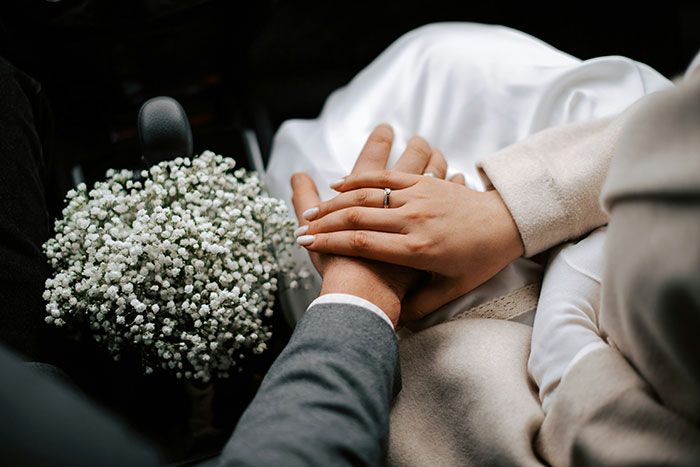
[308,293,395,330]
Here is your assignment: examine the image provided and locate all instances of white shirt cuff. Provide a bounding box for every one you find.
[307,293,395,330]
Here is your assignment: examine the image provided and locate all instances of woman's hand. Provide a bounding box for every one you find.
[297,170,525,322]
[291,124,450,326]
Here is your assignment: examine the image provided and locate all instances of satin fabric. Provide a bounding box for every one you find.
[265,22,672,325]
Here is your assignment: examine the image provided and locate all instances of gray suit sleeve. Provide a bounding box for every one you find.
[219,303,401,467]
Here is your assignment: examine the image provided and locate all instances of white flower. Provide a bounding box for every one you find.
[42,151,299,382]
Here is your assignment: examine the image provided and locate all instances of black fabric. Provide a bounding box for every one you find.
[0,343,160,466]
[0,56,52,361]
[220,303,400,467]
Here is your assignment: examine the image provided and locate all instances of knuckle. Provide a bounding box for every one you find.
[379,170,392,187]
[344,208,362,226]
[355,189,370,206]
[405,209,422,221]
[407,237,432,254]
[351,231,370,251]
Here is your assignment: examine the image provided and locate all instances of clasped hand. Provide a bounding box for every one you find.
[292,125,525,323]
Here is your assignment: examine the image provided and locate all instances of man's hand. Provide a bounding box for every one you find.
[292,173,411,325]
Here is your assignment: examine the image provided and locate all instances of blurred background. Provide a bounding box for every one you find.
[1,0,698,463]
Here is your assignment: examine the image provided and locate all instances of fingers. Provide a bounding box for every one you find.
[304,188,400,221]
[422,148,448,179]
[300,207,404,236]
[295,229,415,266]
[290,173,321,226]
[391,135,432,174]
[331,170,420,192]
[449,173,466,185]
[352,124,394,174]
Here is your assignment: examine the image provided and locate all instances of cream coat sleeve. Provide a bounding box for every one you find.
[477,109,635,257]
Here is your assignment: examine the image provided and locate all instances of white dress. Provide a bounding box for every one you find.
[263,22,672,326]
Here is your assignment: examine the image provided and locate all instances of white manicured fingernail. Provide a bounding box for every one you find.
[297,235,315,246]
[294,225,308,238]
[303,207,319,220]
[329,178,344,189]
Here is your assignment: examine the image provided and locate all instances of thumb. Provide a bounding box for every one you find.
[400,276,460,323]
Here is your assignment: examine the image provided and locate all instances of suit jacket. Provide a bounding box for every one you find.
[0,302,399,467]
[218,303,400,466]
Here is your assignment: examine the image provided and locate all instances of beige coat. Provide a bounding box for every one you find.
[389,73,700,466]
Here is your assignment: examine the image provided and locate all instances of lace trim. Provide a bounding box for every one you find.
[450,282,541,322]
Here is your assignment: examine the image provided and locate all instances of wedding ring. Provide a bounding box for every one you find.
[383,188,391,208]
[423,172,438,178]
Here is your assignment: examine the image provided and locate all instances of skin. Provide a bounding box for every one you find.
[296,133,525,323]
[290,124,457,326]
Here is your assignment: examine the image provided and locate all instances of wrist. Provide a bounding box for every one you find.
[321,265,401,326]
[487,189,525,261]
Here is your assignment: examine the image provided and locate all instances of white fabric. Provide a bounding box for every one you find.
[308,293,394,330]
[265,22,672,325]
[528,226,608,413]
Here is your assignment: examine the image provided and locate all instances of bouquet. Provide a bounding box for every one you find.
[43,151,299,382]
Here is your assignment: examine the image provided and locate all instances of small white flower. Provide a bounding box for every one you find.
[42,151,297,382]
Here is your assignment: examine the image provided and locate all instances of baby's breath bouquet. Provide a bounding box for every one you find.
[43,151,299,382]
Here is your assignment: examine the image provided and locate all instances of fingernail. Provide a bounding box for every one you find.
[302,207,319,220]
[329,178,344,189]
[296,235,315,246]
[294,225,308,238]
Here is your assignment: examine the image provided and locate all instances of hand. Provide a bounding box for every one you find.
[291,173,410,326]
[291,124,448,326]
[296,170,524,322]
